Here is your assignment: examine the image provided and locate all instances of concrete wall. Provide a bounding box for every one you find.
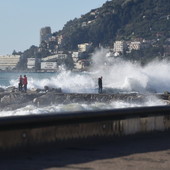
[0,106,170,150]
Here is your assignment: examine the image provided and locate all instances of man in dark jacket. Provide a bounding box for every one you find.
[98,76,103,93]
[18,75,23,91]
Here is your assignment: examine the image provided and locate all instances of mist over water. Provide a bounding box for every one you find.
[0,48,169,116]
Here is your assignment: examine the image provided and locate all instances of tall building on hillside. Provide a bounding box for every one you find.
[113,41,127,53]
[40,26,52,43]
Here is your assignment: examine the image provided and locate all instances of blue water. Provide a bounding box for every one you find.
[0,64,167,117]
[0,72,56,87]
[0,71,97,94]
[0,50,169,116]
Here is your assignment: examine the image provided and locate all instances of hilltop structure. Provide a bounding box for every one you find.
[40,26,52,44]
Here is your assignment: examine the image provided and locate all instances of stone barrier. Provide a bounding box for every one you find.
[0,105,170,150]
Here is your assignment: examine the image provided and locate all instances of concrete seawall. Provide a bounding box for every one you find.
[0,105,170,150]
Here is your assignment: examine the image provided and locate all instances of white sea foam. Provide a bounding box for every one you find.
[9,71,96,93]
[1,47,169,116]
[90,48,170,93]
[8,51,170,94]
[0,96,165,117]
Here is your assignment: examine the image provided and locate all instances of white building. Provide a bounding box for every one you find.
[41,54,67,62]
[113,41,127,53]
[74,59,90,70]
[72,52,82,62]
[129,41,141,51]
[78,43,91,52]
[0,55,20,70]
[27,58,35,69]
[57,35,63,45]
[41,62,57,70]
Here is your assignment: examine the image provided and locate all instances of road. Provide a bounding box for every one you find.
[0,131,170,170]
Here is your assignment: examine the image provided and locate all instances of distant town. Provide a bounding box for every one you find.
[0,26,170,72]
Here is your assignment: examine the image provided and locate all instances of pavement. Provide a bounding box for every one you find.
[0,131,170,170]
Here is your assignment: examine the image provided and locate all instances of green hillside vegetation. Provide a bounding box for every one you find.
[15,0,170,70]
[55,0,170,50]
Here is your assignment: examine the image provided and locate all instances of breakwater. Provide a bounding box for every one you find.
[0,105,170,150]
[0,87,169,111]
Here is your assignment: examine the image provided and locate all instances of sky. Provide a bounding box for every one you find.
[0,0,107,55]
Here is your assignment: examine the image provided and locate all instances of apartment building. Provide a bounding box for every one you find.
[113,41,127,53]
[78,43,92,52]
[41,54,67,62]
[129,41,141,51]
[0,55,20,70]
[41,62,57,70]
[27,58,35,69]
[72,52,83,62]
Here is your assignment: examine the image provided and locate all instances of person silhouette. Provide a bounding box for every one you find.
[98,76,103,93]
[23,75,28,92]
[18,75,23,91]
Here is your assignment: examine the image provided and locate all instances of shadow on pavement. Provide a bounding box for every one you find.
[0,131,170,170]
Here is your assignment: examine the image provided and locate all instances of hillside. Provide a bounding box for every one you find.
[55,0,170,50]
[17,0,170,70]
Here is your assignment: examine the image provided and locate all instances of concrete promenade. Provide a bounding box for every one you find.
[0,131,170,170]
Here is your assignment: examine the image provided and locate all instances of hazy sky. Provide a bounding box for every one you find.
[0,0,107,55]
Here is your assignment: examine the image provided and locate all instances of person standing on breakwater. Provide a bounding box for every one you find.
[23,75,28,92]
[98,76,103,93]
[18,75,23,91]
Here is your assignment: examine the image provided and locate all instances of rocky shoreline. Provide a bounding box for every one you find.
[0,86,170,111]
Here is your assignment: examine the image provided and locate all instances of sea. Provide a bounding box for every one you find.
[0,48,169,117]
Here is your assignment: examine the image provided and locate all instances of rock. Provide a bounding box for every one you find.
[4,101,33,111]
[44,86,49,91]
[0,91,45,110]
[164,91,170,95]
[0,88,5,93]
[5,86,16,93]
[33,92,56,106]
[32,92,148,107]
[45,87,62,93]
[30,88,38,92]
[0,93,23,107]
[52,88,62,93]
[1,95,11,105]
[0,88,168,111]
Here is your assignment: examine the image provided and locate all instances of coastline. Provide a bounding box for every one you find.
[0,86,169,112]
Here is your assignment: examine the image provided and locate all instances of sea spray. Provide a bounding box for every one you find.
[8,56,170,94]
[0,97,165,117]
[10,71,96,93]
[90,48,170,93]
[0,48,169,116]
